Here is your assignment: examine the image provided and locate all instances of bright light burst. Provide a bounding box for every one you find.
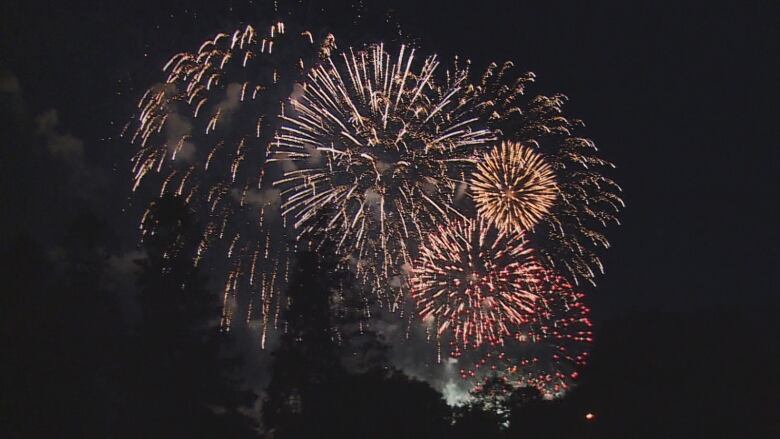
[468,78,625,285]
[271,43,496,305]
[410,218,544,349]
[471,141,557,233]
[127,15,622,386]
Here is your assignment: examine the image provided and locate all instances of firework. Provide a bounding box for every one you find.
[410,218,545,349]
[129,23,326,343]
[459,272,592,398]
[129,16,622,367]
[271,43,496,305]
[462,64,624,284]
[471,141,557,233]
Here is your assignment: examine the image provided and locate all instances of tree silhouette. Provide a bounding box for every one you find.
[451,375,510,438]
[332,272,390,375]
[262,237,343,438]
[0,213,125,437]
[263,223,451,438]
[118,195,256,437]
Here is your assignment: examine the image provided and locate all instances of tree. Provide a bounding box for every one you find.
[332,273,390,375]
[262,238,343,438]
[451,375,510,438]
[0,213,126,437]
[119,195,256,437]
[263,237,452,438]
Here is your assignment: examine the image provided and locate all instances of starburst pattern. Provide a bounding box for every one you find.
[471,141,557,233]
[410,218,545,348]
[474,77,624,284]
[128,20,622,394]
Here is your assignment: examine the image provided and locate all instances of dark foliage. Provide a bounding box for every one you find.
[0,198,257,437]
[0,216,123,437]
[2,205,778,438]
[263,237,450,438]
[117,195,257,437]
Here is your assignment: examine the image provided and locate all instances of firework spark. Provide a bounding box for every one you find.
[410,218,545,349]
[272,53,623,288]
[471,141,557,233]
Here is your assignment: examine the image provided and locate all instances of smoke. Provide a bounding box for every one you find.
[35,109,85,164]
[363,189,384,220]
[106,249,147,322]
[304,144,323,166]
[165,112,195,162]
[0,71,21,95]
[213,82,243,124]
[230,188,282,222]
[242,188,282,207]
[289,83,306,102]
[455,182,468,201]
[273,151,299,173]
[372,311,473,406]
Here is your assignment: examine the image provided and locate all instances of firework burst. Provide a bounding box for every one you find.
[471,141,557,233]
[271,43,496,305]
[128,15,622,372]
[410,218,545,349]
[451,61,623,285]
[129,22,328,344]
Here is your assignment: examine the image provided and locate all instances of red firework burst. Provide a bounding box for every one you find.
[410,218,546,349]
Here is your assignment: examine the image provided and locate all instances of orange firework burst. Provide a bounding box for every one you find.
[471,141,557,233]
[410,218,545,349]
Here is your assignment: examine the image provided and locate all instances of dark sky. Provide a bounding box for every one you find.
[1,0,778,320]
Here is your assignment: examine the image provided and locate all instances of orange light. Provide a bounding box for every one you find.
[585,413,595,421]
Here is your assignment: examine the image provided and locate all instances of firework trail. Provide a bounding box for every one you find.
[270,43,497,308]
[129,22,331,345]
[458,272,592,399]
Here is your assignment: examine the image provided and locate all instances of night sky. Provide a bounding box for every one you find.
[2,0,778,436]
[4,1,777,314]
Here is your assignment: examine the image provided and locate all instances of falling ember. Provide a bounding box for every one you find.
[471,141,557,233]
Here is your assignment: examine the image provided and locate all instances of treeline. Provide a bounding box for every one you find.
[2,196,778,438]
[0,196,541,438]
[1,198,257,437]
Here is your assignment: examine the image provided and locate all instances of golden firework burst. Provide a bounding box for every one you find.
[471,141,557,233]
